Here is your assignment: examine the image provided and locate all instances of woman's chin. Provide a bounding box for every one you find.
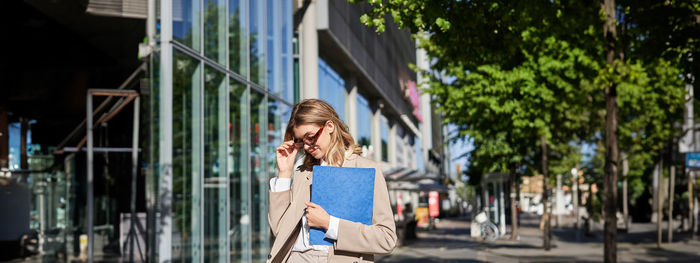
[308,149,323,159]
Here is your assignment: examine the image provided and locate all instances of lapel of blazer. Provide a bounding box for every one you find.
[269,168,312,263]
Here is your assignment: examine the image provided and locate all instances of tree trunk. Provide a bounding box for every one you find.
[510,164,519,240]
[622,153,629,232]
[573,163,581,241]
[690,171,695,238]
[541,135,551,250]
[603,0,619,262]
[657,158,664,248]
[668,163,675,243]
[510,164,518,240]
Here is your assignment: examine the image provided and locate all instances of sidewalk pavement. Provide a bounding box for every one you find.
[377,212,700,263]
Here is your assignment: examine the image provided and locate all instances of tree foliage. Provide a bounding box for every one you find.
[351,0,697,179]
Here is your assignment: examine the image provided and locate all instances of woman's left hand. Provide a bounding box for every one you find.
[305,202,330,230]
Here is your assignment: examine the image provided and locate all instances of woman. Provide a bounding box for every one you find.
[268,99,397,263]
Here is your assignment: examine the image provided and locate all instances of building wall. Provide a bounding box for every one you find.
[302,0,424,171]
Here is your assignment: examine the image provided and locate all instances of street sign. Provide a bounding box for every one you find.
[685,152,700,169]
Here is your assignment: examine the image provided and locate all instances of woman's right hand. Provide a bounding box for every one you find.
[276,140,299,178]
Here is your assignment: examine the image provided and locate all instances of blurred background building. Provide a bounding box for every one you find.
[0,0,454,262]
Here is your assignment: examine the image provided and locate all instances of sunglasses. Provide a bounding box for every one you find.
[294,124,325,146]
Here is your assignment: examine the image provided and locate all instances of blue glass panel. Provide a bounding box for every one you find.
[318,59,345,120]
[281,0,293,102]
[249,91,267,263]
[229,81,249,262]
[415,136,425,172]
[265,0,279,97]
[203,66,227,262]
[356,94,372,150]
[229,0,246,76]
[173,0,201,51]
[204,0,227,64]
[172,50,202,262]
[380,116,389,162]
[249,0,265,85]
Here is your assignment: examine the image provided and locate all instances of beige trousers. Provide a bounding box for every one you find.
[287,250,329,263]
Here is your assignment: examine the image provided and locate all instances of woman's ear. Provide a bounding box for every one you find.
[326,121,335,134]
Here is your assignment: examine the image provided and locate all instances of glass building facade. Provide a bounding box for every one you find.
[380,115,389,162]
[152,0,293,262]
[318,58,346,121]
[355,94,372,155]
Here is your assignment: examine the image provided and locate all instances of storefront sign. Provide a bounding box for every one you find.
[429,191,439,218]
[415,207,429,227]
[396,192,403,221]
[686,152,700,168]
[406,81,423,123]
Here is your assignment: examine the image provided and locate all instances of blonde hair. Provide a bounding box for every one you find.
[285,99,362,169]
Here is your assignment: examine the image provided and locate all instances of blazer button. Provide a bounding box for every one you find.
[268,254,272,259]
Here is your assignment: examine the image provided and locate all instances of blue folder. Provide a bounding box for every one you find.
[309,166,375,245]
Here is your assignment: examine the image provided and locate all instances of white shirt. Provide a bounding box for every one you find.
[269,153,341,252]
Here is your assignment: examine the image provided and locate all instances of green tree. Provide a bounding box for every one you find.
[350,0,698,259]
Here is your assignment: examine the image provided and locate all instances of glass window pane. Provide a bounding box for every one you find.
[281,0,293,102]
[268,99,291,174]
[249,0,265,85]
[266,0,278,96]
[380,115,389,162]
[395,125,404,167]
[203,66,227,261]
[293,35,300,103]
[249,91,267,262]
[172,50,202,261]
[204,0,227,64]
[318,58,345,120]
[173,0,201,51]
[356,93,372,156]
[265,0,294,102]
[415,135,425,172]
[229,81,248,262]
[229,0,247,76]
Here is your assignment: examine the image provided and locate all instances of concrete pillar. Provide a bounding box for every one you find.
[300,0,318,99]
[416,41,432,167]
[345,77,358,138]
[441,124,450,177]
[370,106,382,162]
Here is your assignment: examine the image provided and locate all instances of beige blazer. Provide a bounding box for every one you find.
[267,153,397,263]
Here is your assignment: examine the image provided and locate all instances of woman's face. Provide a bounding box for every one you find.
[292,122,334,160]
